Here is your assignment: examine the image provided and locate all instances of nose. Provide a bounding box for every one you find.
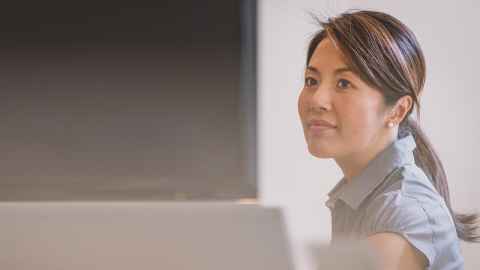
[309,84,332,112]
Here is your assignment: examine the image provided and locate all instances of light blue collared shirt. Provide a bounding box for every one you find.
[326,134,464,270]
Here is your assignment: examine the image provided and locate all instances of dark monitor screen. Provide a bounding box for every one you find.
[0,0,257,200]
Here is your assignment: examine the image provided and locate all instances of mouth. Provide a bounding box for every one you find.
[308,125,336,135]
[307,119,337,135]
[307,119,336,128]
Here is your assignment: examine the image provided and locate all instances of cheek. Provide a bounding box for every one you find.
[297,89,308,119]
[337,96,384,139]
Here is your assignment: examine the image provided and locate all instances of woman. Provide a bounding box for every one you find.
[297,10,479,270]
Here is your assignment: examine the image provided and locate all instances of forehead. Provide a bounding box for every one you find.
[308,37,348,69]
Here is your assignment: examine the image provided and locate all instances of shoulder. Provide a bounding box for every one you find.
[367,232,428,270]
[363,164,458,267]
[368,163,448,214]
[378,163,443,203]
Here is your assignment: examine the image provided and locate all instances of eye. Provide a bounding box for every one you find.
[304,77,318,87]
[337,78,352,89]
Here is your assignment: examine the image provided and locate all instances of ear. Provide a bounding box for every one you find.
[386,95,413,125]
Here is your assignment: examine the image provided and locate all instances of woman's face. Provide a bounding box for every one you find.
[298,38,389,159]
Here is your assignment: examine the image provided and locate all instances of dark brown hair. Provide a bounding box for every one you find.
[306,10,479,242]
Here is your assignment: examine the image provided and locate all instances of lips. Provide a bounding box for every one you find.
[307,119,336,128]
[307,119,337,135]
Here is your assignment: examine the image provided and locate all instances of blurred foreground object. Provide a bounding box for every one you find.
[309,241,377,270]
[0,201,294,270]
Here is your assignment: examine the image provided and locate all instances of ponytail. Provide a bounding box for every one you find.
[400,117,480,242]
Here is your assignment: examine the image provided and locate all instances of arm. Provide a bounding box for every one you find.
[367,233,428,270]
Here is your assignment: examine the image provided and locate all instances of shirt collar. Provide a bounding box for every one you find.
[326,134,417,210]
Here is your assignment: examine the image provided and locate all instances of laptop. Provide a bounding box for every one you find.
[0,201,295,270]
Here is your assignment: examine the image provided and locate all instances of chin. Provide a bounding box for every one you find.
[307,144,336,159]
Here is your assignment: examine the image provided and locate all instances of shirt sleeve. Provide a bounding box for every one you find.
[365,191,446,267]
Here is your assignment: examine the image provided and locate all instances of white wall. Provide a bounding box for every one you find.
[257,1,480,269]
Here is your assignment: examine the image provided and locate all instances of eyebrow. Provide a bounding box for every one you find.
[306,66,354,75]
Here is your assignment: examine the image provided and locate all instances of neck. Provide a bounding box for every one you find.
[335,131,396,183]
